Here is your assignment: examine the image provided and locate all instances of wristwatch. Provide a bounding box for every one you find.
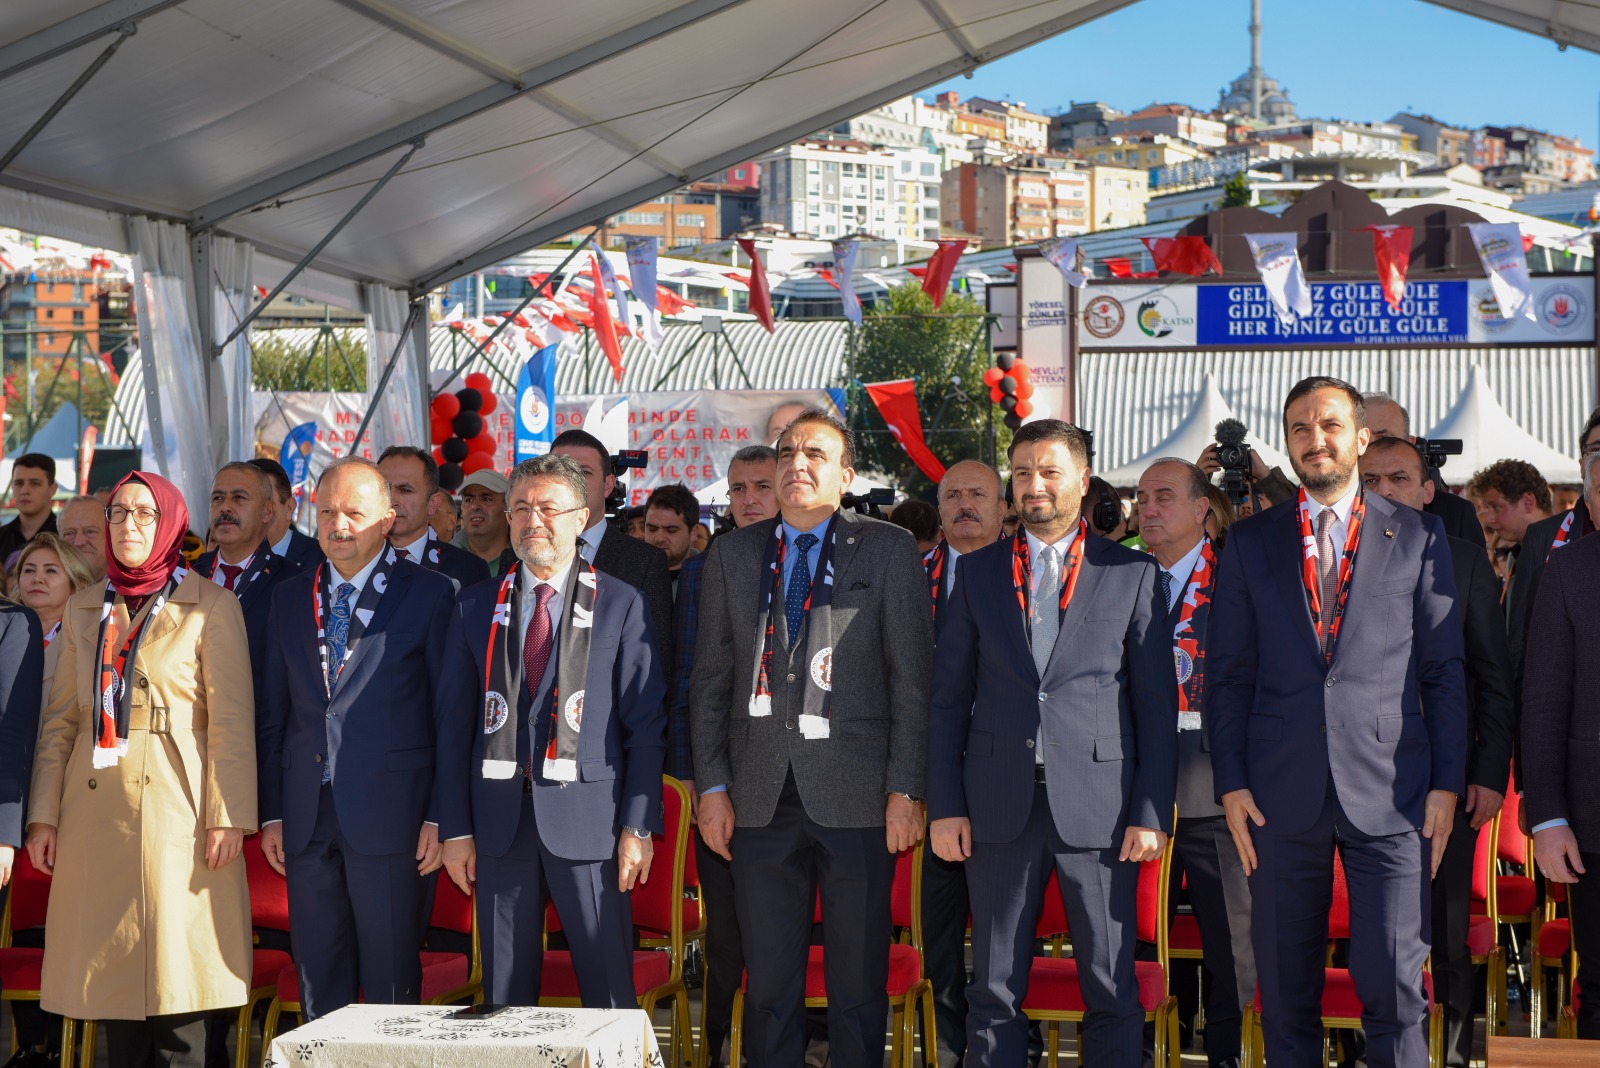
[621,826,651,839]
[893,792,923,804]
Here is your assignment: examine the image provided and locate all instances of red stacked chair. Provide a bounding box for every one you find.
[1465,816,1507,1039]
[0,847,53,1057]
[234,833,294,1068]
[1531,879,1571,1037]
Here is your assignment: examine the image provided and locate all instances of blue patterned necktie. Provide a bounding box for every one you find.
[785,532,818,647]
[327,581,355,690]
[1158,568,1173,615]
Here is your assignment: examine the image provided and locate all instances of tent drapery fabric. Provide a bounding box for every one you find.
[362,282,427,458]
[210,236,256,464]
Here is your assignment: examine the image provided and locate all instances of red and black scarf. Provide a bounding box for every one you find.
[311,548,397,696]
[1172,539,1217,728]
[924,540,950,621]
[750,517,837,739]
[1011,520,1088,638]
[479,559,598,782]
[93,567,187,769]
[1546,499,1594,562]
[1296,488,1366,663]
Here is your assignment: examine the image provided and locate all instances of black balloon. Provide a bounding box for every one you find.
[998,376,1017,395]
[451,411,484,440]
[439,461,464,491]
[456,387,484,412]
[441,437,470,464]
[996,352,1016,370]
[1003,413,1023,430]
[999,394,1018,412]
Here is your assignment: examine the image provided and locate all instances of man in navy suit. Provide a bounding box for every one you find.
[250,456,325,572]
[257,457,458,1020]
[1207,377,1468,1068]
[927,419,1176,1068]
[439,453,666,1007]
[378,446,491,591]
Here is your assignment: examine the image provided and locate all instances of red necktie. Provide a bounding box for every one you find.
[522,584,556,781]
[218,563,243,591]
[394,547,410,561]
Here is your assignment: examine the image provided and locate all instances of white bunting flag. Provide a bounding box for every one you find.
[594,251,631,340]
[624,236,664,352]
[832,239,862,325]
[1038,237,1089,288]
[1243,233,1313,327]
[1466,222,1536,321]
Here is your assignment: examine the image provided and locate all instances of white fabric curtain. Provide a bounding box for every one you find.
[362,282,426,457]
[127,216,212,521]
[210,236,255,462]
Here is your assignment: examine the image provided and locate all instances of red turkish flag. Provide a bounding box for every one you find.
[1142,236,1222,276]
[736,238,775,333]
[586,251,626,383]
[864,379,945,483]
[1363,225,1414,310]
[1103,257,1133,278]
[921,241,967,308]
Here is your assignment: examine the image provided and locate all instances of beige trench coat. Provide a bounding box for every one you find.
[28,571,258,1020]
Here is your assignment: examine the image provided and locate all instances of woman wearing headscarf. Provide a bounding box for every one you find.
[25,472,257,1067]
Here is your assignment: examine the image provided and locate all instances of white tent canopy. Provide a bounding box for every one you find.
[1424,365,1582,484]
[1097,375,1295,487]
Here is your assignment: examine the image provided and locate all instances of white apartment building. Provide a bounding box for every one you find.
[756,139,942,241]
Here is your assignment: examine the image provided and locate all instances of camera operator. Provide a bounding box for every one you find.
[1083,476,1127,540]
[1196,429,1295,511]
[1361,392,1484,549]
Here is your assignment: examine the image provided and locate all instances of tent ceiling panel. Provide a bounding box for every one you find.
[1420,0,1600,52]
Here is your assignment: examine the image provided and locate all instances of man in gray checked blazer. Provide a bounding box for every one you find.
[691,407,934,1068]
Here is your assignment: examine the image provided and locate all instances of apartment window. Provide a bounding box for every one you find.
[807,161,820,174]
[616,211,665,225]
[1097,152,1107,162]
[73,309,85,324]
[675,214,703,228]
[920,162,936,177]
[900,160,913,175]
[922,206,938,221]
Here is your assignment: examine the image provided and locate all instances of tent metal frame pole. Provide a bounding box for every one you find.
[328,0,522,86]
[650,333,704,392]
[348,300,424,456]
[216,139,422,353]
[0,0,182,83]
[0,23,136,176]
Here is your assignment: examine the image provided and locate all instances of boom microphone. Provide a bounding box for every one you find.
[1214,418,1248,448]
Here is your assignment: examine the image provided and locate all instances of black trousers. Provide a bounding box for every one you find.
[1253,790,1431,1068]
[696,828,744,1064]
[1173,815,1255,1068]
[919,849,971,1063]
[103,1011,211,1068]
[1430,800,1476,1068]
[731,770,894,1068]
[1568,851,1600,1040]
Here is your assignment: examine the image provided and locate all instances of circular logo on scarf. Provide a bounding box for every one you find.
[564,690,585,732]
[1173,647,1194,685]
[428,546,441,566]
[483,691,509,734]
[809,647,833,692]
[372,570,389,594]
[101,668,121,715]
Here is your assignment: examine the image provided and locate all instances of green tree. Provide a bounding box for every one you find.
[250,329,367,391]
[1219,171,1252,209]
[851,283,1005,496]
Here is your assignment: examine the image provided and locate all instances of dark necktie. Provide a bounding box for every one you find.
[1157,568,1173,615]
[523,583,556,781]
[785,532,818,647]
[327,582,355,689]
[394,547,409,561]
[1316,509,1337,653]
[218,563,243,591]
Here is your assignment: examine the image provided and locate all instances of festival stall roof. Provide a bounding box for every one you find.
[1095,374,1294,488]
[1423,364,1582,484]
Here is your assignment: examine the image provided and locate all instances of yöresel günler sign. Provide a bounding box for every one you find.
[1069,277,1593,348]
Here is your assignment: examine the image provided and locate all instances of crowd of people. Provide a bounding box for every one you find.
[0,375,1595,1068]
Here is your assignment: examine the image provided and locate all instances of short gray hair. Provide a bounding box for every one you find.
[1583,450,1600,496]
[316,456,392,510]
[1361,391,1411,437]
[1145,457,1211,499]
[509,454,588,508]
[728,445,778,472]
[214,460,274,499]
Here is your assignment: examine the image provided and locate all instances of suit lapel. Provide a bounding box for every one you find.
[1049,535,1107,669]
[335,562,411,689]
[1328,495,1399,671]
[829,511,865,592]
[993,545,1034,676]
[128,570,198,654]
[1269,502,1326,665]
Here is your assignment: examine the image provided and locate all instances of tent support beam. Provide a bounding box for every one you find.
[216,140,421,353]
[328,0,522,86]
[915,0,980,63]
[0,0,181,83]
[189,0,750,231]
[0,24,136,176]
[1417,0,1600,52]
[532,90,687,180]
[348,301,424,456]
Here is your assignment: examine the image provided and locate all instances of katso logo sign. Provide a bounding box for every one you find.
[1135,295,1193,339]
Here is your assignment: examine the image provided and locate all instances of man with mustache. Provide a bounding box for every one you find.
[1207,377,1468,1068]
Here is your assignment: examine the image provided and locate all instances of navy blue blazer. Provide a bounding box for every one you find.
[281,527,325,572]
[436,569,667,862]
[926,532,1177,849]
[258,558,457,855]
[0,604,44,848]
[1205,492,1469,838]
[396,535,490,592]
[193,547,296,706]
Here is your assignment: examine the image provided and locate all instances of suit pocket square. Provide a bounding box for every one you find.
[849,580,871,590]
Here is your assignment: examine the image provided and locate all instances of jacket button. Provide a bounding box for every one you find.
[785,719,795,730]
[1038,692,1048,701]
[1325,677,1336,688]
[1320,725,1327,733]
[87,779,97,789]
[314,754,323,763]
[137,677,148,689]
[787,673,796,683]
[1025,739,1035,749]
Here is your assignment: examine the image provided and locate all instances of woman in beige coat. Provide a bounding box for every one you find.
[26,472,257,1067]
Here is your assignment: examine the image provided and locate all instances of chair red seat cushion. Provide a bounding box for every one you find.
[1169,915,1202,953]
[1496,876,1537,918]
[1253,970,1434,1015]
[251,949,293,990]
[420,951,469,1000]
[541,949,672,1000]
[275,964,301,1006]
[1021,958,1166,1015]
[1466,916,1496,957]
[1539,919,1571,959]
[0,948,44,992]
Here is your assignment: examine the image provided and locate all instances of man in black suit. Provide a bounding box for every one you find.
[1362,392,1485,549]
[378,446,490,592]
[250,456,325,571]
[552,430,674,676]
[1466,458,1552,680]
[1136,457,1252,1068]
[1360,436,1515,1067]
[928,420,1176,1068]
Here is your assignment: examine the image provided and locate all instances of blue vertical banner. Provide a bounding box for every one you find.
[515,343,559,460]
[280,421,317,520]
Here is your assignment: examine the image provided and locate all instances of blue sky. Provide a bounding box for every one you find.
[930,0,1600,144]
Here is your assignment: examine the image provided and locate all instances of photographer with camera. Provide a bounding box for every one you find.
[1197,419,1296,513]
[1361,393,1483,549]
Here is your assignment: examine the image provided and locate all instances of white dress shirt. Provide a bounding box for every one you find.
[208,549,255,590]
[1303,483,1359,550]
[394,530,433,563]
[578,519,607,564]
[272,528,295,558]
[1158,538,1207,614]
[943,545,963,597]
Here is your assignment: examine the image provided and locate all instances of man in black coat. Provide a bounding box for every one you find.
[378,447,490,592]
[1360,437,1515,1067]
[1361,392,1485,548]
[250,456,325,571]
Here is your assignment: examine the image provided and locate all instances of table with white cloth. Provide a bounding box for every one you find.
[265,1004,664,1068]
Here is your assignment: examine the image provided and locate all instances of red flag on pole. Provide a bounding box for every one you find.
[586,251,626,383]
[921,241,967,308]
[863,379,946,483]
[1363,225,1414,311]
[1142,236,1223,276]
[736,238,775,332]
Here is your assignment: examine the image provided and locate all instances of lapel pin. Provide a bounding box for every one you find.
[846,536,856,544]
[1384,528,1395,539]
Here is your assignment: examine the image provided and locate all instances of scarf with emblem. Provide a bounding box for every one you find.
[311,548,397,696]
[924,540,950,622]
[1546,499,1594,562]
[749,517,837,739]
[479,558,598,782]
[1296,489,1366,663]
[1172,538,1216,729]
[205,539,274,594]
[94,567,187,768]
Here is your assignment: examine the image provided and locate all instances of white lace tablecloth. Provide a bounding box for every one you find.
[265,1004,663,1068]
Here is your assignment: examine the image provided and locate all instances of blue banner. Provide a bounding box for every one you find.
[515,343,559,460]
[1195,281,1470,346]
[280,421,316,519]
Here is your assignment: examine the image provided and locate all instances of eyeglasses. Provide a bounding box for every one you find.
[506,504,583,523]
[107,505,160,527]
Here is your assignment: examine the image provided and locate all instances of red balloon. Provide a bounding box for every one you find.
[983,367,1004,387]
[431,392,461,420]
[1016,381,1035,400]
[430,416,451,445]
[478,391,498,417]
[1014,399,1034,419]
[464,372,494,395]
[461,452,496,475]
[469,430,497,455]
[432,447,445,466]
[1009,361,1032,385]
[989,385,1004,404]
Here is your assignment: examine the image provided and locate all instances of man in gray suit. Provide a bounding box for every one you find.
[1137,457,1253,1068]
[691,407,933,1068]
[927,419,1176,1068]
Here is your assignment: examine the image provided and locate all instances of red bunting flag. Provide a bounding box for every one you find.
[1142,236,1222,276]
[921,240,967,308]
[1521,232,1536,254]
[586,251,626,383]
[1363,225,1413,310]
[815,268,839,290]
[735,238,775,333]
[864,379,946,483]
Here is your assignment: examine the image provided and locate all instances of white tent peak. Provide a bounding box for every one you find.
[1098,375,1294,487]
[1424,366,1580,484]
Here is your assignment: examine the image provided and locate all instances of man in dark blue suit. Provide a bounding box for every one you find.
[927,420,1176,1068]
[1207,377,1468,1068]
[257,457,458,1020]
[0,601,44,888]
[378,446,491,591]
[250,456,325,572]
[439,453,666,1007]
